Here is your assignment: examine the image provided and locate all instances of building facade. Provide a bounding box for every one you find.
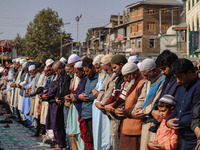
[126,0,183,56]
[186,0,200,57]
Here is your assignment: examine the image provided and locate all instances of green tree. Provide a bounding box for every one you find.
[14,33,26,56]
[85,29,92,41]
[25,8,64,61]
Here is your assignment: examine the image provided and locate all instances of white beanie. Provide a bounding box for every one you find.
[140,58,156,72]
[68,54,80,64]
[128,56,139,63]
[16,58,21,63]
[20,59,27,65]
[45,59,54,67]
[28,65,35,71]
[122,62,138,76]
[60,57,67,63]
[0,68,5,73]
[12,59,16,63]
[74,61,83,68]
[22,62,27,69]
[93,54,104,65]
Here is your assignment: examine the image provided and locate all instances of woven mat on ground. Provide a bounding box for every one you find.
[0,116,50,150]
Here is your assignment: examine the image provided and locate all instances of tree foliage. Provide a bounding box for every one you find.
[25,8,64,61]
[85,29,92,41]
[14,33,26,56]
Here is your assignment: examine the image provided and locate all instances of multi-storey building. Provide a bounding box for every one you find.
[126,0,183,56]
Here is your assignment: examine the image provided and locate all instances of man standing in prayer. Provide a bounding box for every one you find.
[114,62,146,150]
[78,57,98,148]
[132,58,165,150]
[45,61,71,150]
[167,59,200,150]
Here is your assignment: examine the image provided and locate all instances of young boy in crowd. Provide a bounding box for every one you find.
[148,94,178,150]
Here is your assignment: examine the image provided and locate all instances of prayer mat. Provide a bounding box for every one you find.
[0,116,50,149]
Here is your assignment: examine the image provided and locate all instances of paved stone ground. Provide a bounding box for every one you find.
[0,103,51,150]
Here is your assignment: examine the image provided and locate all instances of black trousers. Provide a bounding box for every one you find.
[35,115,46,136]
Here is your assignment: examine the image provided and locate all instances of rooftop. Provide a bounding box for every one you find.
[126,0,183,9]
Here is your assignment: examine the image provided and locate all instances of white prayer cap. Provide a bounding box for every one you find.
[101,55,112,65]
[137,62,141,69]
[74,61,83,68]
[20,59,27,64]
[22,62,27,69]
[45,59,54,67]
[128,56,139,63]
[60,57,67,63]
[16,58,21,63]
[140,58,156,72]
[159,94,177,106]
[0,68,5,73]
[12,59,16,63]
[122,62,138,76]
[68,54,80,64]
[28,65,35,71]
[93,54,104,65]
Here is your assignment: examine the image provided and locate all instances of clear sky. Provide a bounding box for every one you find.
[0,0,182,42]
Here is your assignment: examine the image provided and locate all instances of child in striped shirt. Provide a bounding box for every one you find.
[147,94,178,150]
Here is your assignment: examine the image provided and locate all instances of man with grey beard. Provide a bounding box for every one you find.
[103,55,129,150]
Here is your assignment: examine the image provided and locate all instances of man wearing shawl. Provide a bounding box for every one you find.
[114,62,146,150]
[132,58,165,150]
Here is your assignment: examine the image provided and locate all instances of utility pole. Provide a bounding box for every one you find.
[60,22,70,57]
[172,7,174,26]
[0,32,3,64]
[75,14,82,55]
[159,9,162,34]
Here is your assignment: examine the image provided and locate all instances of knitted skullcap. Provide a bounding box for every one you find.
[93,54,104,65]
[74,61,83,68]
[101,55,112,65]
[68,54,80,64]
[140,58,156,72]
[128,56,139,63]
[111,55,127,65]
[122,62,138,75]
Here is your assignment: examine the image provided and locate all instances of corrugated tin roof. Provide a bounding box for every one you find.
[126,0,183,9]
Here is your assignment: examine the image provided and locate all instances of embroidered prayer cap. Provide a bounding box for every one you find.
[111,55,127,65]
[140,58,156,72]
[60,57,67,63]
[28,65,35,71]
[20,59,27,65]
[100,55,112,65]
[74,61,83,68]
[93,54,104,65]
[67,54,80,64]
[122,62,138,76]
[128,56,139,63]
[22,62,27,69]
[45,59,54,67]
[159,94,177,106]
